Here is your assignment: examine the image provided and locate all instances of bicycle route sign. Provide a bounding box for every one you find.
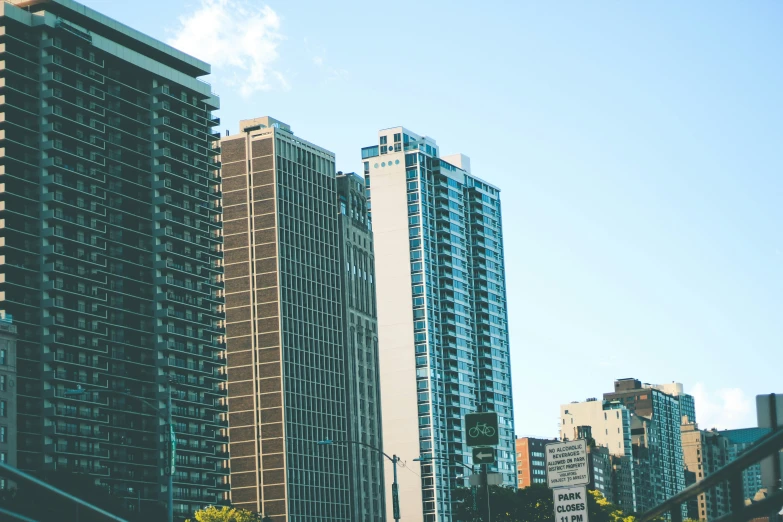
[545,439,589,488]
[465,412,499,447]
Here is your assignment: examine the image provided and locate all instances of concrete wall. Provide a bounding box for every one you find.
[368,149,424,522]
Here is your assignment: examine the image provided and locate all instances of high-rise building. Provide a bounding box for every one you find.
[221,117,351,521]
[336,171,385,522]
[560,398,636,513]
[0,0,227,516]
[364,127,515,522]
[588,444,614,502]
[720,427,771,502]
[515,437,553,488]
[560,399,633,458]
[0,315,17,490]
[681,420,731,521]
[605,379,687,510]
[652,382,696,425]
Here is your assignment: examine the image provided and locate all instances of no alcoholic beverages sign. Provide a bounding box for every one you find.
[545,439,589,488]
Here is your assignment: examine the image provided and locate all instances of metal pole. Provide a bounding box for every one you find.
[392,455,400,522]
[472,466,478,520]
[167,382,174,522]
[483,463,490,522]
[138,488,141,515]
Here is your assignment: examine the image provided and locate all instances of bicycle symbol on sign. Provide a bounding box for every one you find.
[468,422,496,439]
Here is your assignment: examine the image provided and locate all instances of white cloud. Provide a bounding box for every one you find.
[167,0,286,97]
[691,382,755,430]
[306,39,348,83]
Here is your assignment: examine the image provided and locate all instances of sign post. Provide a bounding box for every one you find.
[553,486,589,522]
[545,439,589,488]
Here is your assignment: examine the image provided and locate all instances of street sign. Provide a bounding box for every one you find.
[487,472,503,486]
[465,412,499,447]
[164,424,176,475]
[469,472,503,486]
[553,486,589,522]
[472,447,496,465]
[392,482,400,520]
[545,439,589,488]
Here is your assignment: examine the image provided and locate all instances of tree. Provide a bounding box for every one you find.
[186,505,269,522]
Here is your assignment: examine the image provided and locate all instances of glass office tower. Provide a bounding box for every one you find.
[363,128,516,522]
[0,0,227,516]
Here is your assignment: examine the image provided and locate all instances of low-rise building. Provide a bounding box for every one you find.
[515,437,553,487]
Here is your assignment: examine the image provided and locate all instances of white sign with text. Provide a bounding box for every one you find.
[553,486,589,522]
[545,439,589,488]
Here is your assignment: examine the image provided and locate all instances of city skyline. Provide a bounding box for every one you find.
[0,0,781,520]
[92,0,783,439]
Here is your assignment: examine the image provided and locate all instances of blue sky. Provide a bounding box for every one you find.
[88,0,783,436]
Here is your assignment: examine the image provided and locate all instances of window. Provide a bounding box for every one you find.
[394,133,401,142]
[0,349,5,365]
[380,136,387,145]
[0,401,5,417]
[0,376,4,391]
[0,427,5,443]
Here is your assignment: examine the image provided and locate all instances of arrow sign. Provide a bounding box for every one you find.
[472,446,496,465]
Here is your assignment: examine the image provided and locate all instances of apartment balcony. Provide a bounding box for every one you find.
[43,460,110,476]
[44,424,110,442]
[43,405,109,424]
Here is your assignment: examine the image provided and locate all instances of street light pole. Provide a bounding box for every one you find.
[317,439,400,522]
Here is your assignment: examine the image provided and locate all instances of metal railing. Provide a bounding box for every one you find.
[638,427,783,522]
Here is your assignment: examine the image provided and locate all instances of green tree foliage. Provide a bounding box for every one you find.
[186,505,271,522]
[452,484,637,522]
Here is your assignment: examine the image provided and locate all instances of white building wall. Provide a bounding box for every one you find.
[368,147,424,522]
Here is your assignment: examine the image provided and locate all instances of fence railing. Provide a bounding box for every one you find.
[638,427,783,522]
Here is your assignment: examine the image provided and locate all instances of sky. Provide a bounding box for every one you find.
[84,0,783,437]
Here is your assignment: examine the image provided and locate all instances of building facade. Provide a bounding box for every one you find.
[720,427,771,502]
[560,399,636,512]
[337,172,385,522]
[588,444,614,501]
[681,420,730,521]
[0,315,17,490]
[605,379,687,512]
[515,437,552,488]
[0,0,227,516]
[221,117,350,521]
[364,128,515,522]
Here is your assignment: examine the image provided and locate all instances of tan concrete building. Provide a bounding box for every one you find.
[681,419,730,521]
[221,118,351,521]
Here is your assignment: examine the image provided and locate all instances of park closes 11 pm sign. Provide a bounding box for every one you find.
[545,439,589,488]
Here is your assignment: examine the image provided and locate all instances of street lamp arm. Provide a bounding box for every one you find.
[318,439,396,463]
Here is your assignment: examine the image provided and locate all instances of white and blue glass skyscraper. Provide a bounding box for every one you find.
[362,128,516,522]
